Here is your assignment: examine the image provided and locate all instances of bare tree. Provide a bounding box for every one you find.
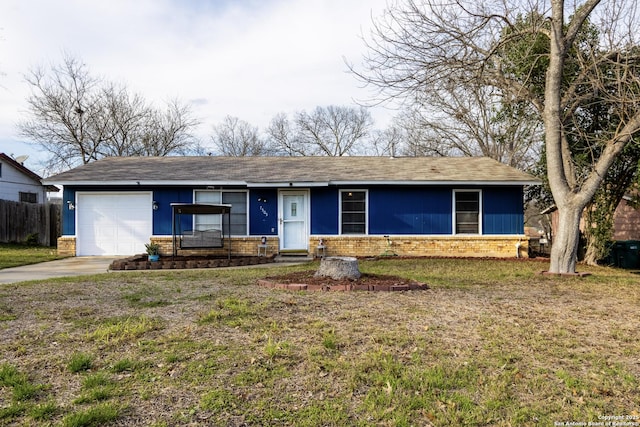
[405,82,542,169]
[98,82,151,157]
[353,0,640,274]
[368,126,403,156]
[267,106,373,156]
[19,54,200,172]
[266,113,304,156]
[19,55,103,170]
[211,116,270,156]
[145,99,199,156]
[295,106,373,156]
[392,109,456,157]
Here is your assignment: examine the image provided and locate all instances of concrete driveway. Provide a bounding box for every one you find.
[0,257,119,284]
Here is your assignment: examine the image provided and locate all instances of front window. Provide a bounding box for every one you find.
[194,190,247,235]
[454,190,481,234]
[19,192,37,204]
[340,190,367,234]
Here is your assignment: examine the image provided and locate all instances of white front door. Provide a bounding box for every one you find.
[279,191,309,251]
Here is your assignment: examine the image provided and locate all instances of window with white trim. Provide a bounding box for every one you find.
[454,190,481,234]
[340,190,367,234]
[194,190,248,235]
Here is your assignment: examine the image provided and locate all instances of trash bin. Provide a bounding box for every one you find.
[603,241,616,266]
[613,240,640,269]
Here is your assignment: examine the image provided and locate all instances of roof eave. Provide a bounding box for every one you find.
[44,179,541,187]
[246,182,330,188]
[42,180,248,187]
[330,180,541,186]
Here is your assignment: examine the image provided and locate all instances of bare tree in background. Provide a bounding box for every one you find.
[267,113,303,156]
[18,55,200,173]
[353,0,640,274]
[211,115,270,156]
[19,56,102,169]
[145,99,200,157]
[98,82,150,157]
[267,106,373,156]
[401,82,542,169]
[368,125,403,156]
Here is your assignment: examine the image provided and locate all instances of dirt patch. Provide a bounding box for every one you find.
[258,270,429,291]
[109,254,276,270]
[1,258,640,426]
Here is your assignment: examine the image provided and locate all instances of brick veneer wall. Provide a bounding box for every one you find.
[58,235,528,258]
[612,199,640,241]
[150,236,280,257]
[57,237,76,256]
[310,235,529,258]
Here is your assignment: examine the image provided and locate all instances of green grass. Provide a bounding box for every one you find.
[87,315,162,345]
[0,258,639,425]
[68,353,94,373]
[61,403,121,427]
[0,363,44,402]
[28,401,60,420]
[0,243,65,269]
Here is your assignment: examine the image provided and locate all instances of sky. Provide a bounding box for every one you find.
[0,0,393,175]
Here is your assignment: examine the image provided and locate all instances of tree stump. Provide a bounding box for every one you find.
[315,256,361,280]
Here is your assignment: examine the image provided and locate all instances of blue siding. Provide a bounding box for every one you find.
[249,189,278,235]
[483,187,524,234]
[311,188,339,234]
[62,187,76,235]
[153,189,193,235]
[62,184,525,239]
[369,187,452,234]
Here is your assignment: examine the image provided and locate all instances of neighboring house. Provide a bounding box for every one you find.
[43,156,539,257]
[544,195,640,241]
[611,196,640,241]
[545,195,640,239]
[0,153,58,203]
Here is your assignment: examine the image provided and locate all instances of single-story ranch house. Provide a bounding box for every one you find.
[44,156,539,258]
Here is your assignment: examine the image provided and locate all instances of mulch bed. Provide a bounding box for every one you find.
[109,254,276,270]
[258,270,429,292]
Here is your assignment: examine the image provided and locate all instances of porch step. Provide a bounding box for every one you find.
[275,252,314,263]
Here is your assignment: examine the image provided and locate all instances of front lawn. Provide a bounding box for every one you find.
[0,258,638,426]
[0,244,65,269]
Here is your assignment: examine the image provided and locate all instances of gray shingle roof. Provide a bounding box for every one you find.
[44,156,539,185]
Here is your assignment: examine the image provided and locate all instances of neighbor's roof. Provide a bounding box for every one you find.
[44,156,540,186]
[0,153,59,192]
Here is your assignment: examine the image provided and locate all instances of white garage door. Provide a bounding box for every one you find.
[76,193,152,256]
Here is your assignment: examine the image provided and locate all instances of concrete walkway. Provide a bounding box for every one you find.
[0,256,306,285]
[0,257,118,284]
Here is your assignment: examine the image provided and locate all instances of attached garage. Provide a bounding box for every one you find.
[76,192,152,256]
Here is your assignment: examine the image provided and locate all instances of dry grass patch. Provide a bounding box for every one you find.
[0,259,639,426]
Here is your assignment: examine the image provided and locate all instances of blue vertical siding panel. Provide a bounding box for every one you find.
[62,187,76,235]
[153,189,193,235]
[249,189,278,235]
[482,187,524,234]
[311,188,339,234]
[369,188,452,234]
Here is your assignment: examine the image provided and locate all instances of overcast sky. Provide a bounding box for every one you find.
[0,0,393,175]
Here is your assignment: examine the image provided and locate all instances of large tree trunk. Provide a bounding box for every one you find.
[583,240,600,266]
[315,257,361,280]
[549,205,584,273]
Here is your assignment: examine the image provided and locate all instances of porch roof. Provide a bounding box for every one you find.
[170,203,232,215]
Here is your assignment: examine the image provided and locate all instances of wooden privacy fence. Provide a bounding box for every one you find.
[0,200,61,246]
